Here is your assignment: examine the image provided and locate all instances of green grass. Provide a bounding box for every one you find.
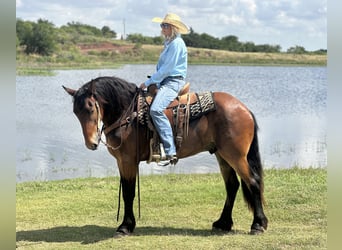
[16,168,327,249]
[16,40,326,75]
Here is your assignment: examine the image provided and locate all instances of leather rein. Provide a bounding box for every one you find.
[94,90,141,220]
[96,91,139,151]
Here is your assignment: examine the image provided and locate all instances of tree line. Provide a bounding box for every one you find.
[16,18,326,56]
[16,19,117,56]
[127,28,283,53]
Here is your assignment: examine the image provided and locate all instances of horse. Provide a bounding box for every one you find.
[63,76,268,236]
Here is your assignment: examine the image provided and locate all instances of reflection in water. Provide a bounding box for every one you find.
[259,114,326,168]
[16,65,327,182]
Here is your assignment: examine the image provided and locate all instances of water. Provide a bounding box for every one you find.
[16,65,327,183]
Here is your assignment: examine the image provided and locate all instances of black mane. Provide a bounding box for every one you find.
[74,76,138,122]
[92,76,137,107]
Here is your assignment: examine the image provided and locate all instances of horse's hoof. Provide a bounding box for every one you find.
[250,223,265,235]
[113,231,131,238]
[212,220,232,232]
[114,227,132,238]
[250,228,264,235]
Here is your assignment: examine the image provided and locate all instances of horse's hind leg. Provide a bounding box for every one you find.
[212,153,240,232]
[233,157,268,234]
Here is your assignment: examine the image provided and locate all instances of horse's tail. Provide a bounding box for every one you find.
[241,111,265,210]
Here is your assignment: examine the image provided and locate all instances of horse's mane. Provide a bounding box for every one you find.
[76,76,137,110]
[72,76,137,124]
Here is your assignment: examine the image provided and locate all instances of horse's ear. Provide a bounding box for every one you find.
[62,85,76,97]
[89,80,96,95]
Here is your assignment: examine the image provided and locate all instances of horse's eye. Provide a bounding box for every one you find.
[87,100,94,108]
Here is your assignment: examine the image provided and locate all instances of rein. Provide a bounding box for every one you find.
[97,91,138,151]
[94,89,141,221]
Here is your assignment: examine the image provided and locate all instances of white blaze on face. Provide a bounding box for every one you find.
[77,100,101,150]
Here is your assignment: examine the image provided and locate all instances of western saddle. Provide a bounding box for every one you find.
[138,82,216,164]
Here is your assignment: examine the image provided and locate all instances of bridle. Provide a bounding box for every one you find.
[94,91,139,151]
[94,100,103,146]
[93,100,121,151]
[93,99,122,151]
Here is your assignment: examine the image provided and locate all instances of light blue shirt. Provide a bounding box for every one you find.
[145,35,187,87]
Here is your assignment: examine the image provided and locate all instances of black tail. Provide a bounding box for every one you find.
[241,112,265,210]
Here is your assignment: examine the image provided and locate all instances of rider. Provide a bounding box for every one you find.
[140,13,190,166]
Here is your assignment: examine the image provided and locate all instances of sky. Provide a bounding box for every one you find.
[16,0,327,51]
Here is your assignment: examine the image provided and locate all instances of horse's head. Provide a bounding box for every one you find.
[63,83,102,150]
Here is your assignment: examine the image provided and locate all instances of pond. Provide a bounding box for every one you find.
[16,65,327,182]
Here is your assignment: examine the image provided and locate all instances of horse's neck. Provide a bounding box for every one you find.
[102,93,136,129]
[102,105,124,127]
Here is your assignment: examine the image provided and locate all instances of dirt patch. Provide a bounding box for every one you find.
[77,42,133,54]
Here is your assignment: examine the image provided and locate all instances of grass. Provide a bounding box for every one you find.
[16,168,327,249]
[16,41,326,75]
[186,47,326,66]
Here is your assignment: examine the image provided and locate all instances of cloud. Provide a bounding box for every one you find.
[16,0,22,8]
[16,0,327,51]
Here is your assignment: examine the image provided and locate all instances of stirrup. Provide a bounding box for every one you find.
[157,155,178,166]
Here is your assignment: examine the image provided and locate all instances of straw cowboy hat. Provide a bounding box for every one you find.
[152,13,190,34]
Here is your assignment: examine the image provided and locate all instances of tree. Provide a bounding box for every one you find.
[16,18,34,46]
[182,27,201,47]
[220,35,240,51]
[152,36,163,45]
[199,33,220,49]
[17,18,57,55]
[62,21,102,36]
[242,41,256,52]
[24,19,57,55]
[101,26,117,38]
[287,45,306,54]
[126,33,154,44]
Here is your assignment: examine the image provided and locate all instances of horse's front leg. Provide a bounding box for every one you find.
[116,176,136,236]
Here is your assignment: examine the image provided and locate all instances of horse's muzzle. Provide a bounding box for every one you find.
[84,129,101,150]
[86,142,99,150]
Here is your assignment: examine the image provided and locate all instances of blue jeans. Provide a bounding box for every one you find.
[150,77,185,156]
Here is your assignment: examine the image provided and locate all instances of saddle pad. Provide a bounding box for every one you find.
[137,91,216,125]
[173,92,216,120]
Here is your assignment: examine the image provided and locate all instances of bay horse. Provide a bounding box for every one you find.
[63,76,268,236]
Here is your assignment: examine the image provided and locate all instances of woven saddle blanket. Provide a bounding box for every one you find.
[137,91,216,127]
